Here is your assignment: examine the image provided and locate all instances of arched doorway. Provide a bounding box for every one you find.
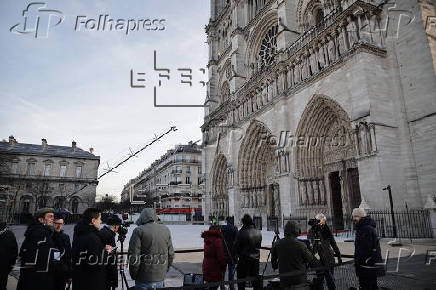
[210,153,229,218]
[294,95,361,229]
[238,121,280,223]
[70,197,80,214]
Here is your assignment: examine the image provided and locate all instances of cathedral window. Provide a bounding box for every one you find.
[258,25,278,69]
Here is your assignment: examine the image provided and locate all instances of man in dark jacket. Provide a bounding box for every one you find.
[234,214,262,290]
[72,208,107,290]
[352,208,383,290]
[52,213,72,290]
[220,217,238,290]
[98,215,121,290]
[0,221,18,290]
[272,221,315,289]
[17,208,57,290]
[308,213,341,290]
[128,208,174,290]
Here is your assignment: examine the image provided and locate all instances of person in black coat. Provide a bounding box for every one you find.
[220,217,238,290]
[0,221,18,290]
[307,213,342,290]
[352,208,383,290]
[72,208,108,290]
[97,215,121,290]
[17,208,57,290]
[234,214,262,290]
[52,214,72,290]
[272,221,315,289]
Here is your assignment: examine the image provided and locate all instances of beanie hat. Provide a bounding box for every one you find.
[284,221,299,237]
[106,215,122,226]
[241,214,253,226]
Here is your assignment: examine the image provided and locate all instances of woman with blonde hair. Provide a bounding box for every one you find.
[308,213,342,290]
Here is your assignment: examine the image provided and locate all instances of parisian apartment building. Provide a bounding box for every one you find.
[0,136,100,220]
[122,141,204,215]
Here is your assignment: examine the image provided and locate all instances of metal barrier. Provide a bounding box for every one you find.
[368,209,433,239]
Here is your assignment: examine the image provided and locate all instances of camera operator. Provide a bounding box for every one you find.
[98,215,122,290]
[307,213,342,290]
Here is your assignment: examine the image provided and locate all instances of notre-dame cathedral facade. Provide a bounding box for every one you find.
[201,0,436,228]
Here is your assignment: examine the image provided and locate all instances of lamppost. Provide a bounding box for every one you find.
[382,185,402,246]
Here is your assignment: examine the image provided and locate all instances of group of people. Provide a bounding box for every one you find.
[7,207,122,290]
[201,208,383,290]
[0,206,383,290]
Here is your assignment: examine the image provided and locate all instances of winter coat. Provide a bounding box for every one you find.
[354,216,384,278]
[52,230,72,280]
[128,209,174,283]
[97,226,118,289]
[271,235,315,287]
[307,224,341,268]
[71,220,106,290]
[220,223,238,264]
[234,224,262,261]
[201,230,227,282]
[17,222,57,290]
[0,223,18,273]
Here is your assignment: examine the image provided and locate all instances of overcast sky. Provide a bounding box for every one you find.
[0,0,209,200]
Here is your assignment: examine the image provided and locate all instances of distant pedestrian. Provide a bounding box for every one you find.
[220,217,238,290]
[271,221,315,290]
[72,208,107,290]
[352,208,384,290]
[201,225,226,290]
[234,214,262,290]
[307,213,341,290]
[0,221,18,290]
[98,214,122,290]
[17,208,57,290]
[52,214,72,290]
[128,208,174,290]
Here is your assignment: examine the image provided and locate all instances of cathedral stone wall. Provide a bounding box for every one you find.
[202,0,436,227]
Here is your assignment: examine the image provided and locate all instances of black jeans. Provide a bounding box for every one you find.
[358,275,378,290]
[236,258,261,290]
[0,269,10,290]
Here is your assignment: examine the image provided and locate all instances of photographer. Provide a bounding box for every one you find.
[307,213,341,290]
[98,215,122,290]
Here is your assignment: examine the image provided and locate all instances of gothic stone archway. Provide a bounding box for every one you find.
[294,95,361,229]
[238,121,281,221]
[210,153,229,218]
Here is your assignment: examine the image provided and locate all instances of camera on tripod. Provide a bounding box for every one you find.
[308,218,320,227]
[117,213,133,243]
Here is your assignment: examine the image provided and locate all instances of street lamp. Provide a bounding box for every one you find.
[382,185,402,246]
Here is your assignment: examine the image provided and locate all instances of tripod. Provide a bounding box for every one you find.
[118,235,130,290]
[262,230,280,277]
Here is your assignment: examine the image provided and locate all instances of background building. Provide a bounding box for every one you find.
[202,0,436,228]
[0,136,100,222]
[123,141,204,220]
